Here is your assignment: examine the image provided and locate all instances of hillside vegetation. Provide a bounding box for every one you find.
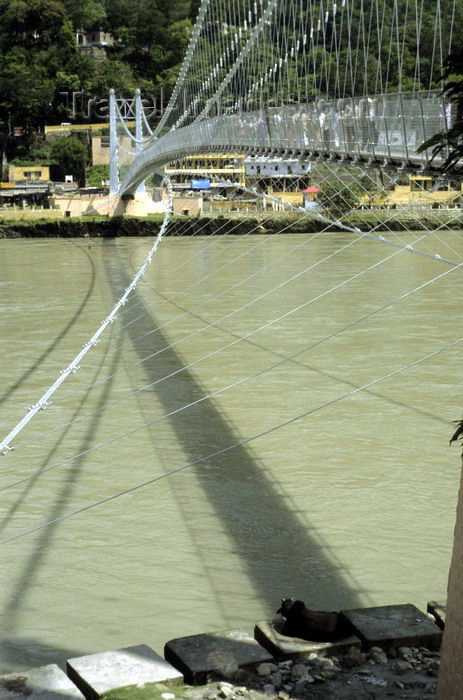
[0,0,197,163]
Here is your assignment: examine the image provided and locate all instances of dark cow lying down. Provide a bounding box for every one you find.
[276,598,351,642]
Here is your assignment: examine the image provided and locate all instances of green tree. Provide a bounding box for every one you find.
[0,0,76,168]
[317,179,362,215]
[0,46,57,162]
[87,163,109,185]
[51,135,87,184]
[0,0,69,48]
[164,19,193,66]
[62,0,105,30]
[417,49,463,172]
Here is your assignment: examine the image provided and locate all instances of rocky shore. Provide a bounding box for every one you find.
[0,601,444,699]
[170,645,440,700]
[0,643,441,700]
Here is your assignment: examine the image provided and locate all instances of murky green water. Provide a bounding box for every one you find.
[0,231,461,672]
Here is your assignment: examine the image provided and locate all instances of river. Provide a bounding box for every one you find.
[0,230,461,673]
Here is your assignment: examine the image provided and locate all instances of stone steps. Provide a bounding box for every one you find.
[0,601,446,698]
[0,663,85,699]
[66,645,183,700]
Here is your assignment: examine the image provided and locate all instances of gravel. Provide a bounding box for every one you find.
[179,645,440,699]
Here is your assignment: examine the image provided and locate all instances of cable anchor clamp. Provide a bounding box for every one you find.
[1,445,13,456]
[28,400,52,411]
[60,365,80,375]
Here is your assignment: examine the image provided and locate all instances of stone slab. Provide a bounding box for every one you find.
[66,644,182,699]
[340,604,443,650]
[427,600,446,630]
[164,628,274,685]
[0,663,84,699]
[254,619,361,660]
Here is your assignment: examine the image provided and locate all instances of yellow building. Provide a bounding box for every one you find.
[246,158,312,207]
[165,154,246,187]
[265,186,305,208]
[369,175,463,208]
[9,165,50,182]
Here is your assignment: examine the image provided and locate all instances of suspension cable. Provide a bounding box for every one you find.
[0,181,174,456]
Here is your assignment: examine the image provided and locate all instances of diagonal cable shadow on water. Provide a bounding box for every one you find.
[147,286,452,428]
[104,240,366,612]
[0,634,85,676]
[0,240,97,407]
[0,243,102,534]
[1,327,125,667]
[126,377,240,624]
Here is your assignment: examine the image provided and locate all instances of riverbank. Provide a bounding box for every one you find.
[103,644,441,699]
[0,602,445,699]
[0,645,441,700]
[0,210,461,239]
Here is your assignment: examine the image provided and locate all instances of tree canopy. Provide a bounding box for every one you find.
[417,49,463,172]
[0,0,195,167]
[51,134,87,184]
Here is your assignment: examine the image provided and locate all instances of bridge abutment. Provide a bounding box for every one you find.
[51,191,163,218]
[107,191,161,217]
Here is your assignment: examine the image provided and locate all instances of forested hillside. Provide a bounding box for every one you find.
[0,0,197,162]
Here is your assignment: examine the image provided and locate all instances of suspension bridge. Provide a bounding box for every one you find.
[115,90,453,197]
[106,0,461,199]
[0,0,462,681]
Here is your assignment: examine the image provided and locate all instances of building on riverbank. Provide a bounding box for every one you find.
[367,175,463,209]
[164,154,312,209]
[8,165,51,182]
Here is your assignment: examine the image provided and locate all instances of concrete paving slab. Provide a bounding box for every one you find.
[0,663,84,699]
[427,600,446,630]
[340,604,443,650]
[164,628,274,685]
[254,618,361,660]
[66,644,182,699]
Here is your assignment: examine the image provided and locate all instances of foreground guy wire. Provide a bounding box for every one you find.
[0,180,174,456]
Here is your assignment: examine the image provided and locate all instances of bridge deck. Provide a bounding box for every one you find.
[120,92,455,195]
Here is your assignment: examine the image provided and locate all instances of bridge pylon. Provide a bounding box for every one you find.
[108,88,155,215]
[109,89,119,196]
